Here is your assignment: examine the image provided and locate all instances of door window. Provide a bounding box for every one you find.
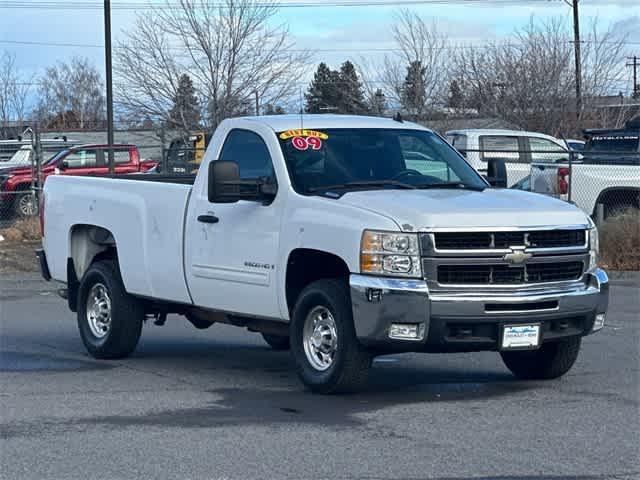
[529,137,568,162]
[446,134,468,157]
[220,130,275,180]
[63,149,98,168]
[479,136,522,163]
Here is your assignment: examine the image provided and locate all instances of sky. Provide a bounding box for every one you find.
[1,0,639,105]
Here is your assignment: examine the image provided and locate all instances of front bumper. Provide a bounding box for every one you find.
[349,268,609,353]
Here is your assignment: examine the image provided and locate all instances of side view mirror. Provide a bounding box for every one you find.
[486,158,507,188]
[59,160,69,170]
[208,160,277,204]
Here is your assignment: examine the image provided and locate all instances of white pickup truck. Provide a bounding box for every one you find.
[38,115,609,393]
[529,126,640,219]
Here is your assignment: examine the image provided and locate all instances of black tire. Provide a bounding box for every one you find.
[77,260,143,359]
[261,333,290,351]
[13,191,37,218]
[289,279,371,394]
[501,336,582,380]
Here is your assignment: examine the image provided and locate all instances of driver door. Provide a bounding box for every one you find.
[184,128,282,319]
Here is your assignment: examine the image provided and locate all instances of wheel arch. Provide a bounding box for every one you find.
[68,224,118,281]
[592,187,640,216]
[284,248,351,313]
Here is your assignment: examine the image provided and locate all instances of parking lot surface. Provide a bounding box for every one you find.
[1,273,638,480]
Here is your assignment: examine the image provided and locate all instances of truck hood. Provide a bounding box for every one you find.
[338,188,589,230]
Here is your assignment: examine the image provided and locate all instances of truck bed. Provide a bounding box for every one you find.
[43,175,194,304]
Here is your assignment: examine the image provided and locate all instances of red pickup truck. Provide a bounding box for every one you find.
[0,144,157,218]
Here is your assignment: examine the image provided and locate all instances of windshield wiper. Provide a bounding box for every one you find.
[307,180,417,193]
[414,182,485,191]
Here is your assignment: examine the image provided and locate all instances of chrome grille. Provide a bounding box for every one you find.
[431,230,586,250]
[437,261,584,285]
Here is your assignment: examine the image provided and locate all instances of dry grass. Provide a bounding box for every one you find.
[599,210,640,271]
[0,217,41,272]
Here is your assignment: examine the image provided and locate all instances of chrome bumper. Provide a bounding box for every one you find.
[349,268,609,352]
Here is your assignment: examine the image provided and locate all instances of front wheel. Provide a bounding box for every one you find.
[500,337,581,380]
[77,260,143,359]
[289,279,371,394]
[13,191,38,218]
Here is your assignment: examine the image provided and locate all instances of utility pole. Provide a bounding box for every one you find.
[104,0,115,174]
[568,0,582,123]
[628,56,639,99]
[254,90,260,116]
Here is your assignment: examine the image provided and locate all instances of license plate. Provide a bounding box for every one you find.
[501,324,541,350]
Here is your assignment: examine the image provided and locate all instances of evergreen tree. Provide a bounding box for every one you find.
[338,61,368,114]
[305,63,341,113]
[401,60,427,119]
[448,80,464,109]
[169,74,200,130]
[370,88,387,116]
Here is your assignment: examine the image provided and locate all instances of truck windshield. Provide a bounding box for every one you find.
[278,128,487,195]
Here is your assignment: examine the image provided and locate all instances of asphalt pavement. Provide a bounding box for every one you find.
[1,272,639,480]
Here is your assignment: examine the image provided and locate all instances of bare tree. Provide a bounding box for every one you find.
[0,51,30,132]
[381,10,449,119]
[452,18,575,135]
[451,17,630,135]
[115,0,307,131]
[35,57,105,129]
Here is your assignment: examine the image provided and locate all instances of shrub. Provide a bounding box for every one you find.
[599,210,640,271]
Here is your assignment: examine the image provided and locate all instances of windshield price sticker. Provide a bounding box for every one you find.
[279,129,328,140]
[291,136,323,151]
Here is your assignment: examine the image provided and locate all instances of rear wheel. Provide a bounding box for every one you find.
[290,279,371,394]
[261,333,290,351]
[501,337,581,380]
[77,260,143,359]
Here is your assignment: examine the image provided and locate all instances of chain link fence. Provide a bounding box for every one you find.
[3,124,639,231]
[456,140,639,223]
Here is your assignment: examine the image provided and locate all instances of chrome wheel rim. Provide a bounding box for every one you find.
[18,194,36,216]
[86,283,111,339]
[303,306,338,372]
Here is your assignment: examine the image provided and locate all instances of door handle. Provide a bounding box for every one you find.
[197,214,219,224]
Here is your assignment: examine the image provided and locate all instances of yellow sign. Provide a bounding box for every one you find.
[279,129,328,140]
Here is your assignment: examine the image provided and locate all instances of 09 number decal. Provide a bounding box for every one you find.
[292,136,323,151]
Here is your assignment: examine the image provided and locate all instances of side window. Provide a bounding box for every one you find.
[113,149,131,165]
[529,137,568,162]
[399,134,460,182]
[479,136,522,163]
[63,149,98,168]
[219,129,274,180]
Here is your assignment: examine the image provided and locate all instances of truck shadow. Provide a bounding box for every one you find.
[1,339,535,439]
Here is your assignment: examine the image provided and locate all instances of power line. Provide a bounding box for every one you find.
[2,38,639,52]
[0,0,559,9]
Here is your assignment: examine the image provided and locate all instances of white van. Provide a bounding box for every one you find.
[445,129,569,187]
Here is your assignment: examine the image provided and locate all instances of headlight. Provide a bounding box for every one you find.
[589,225,599,270]
[360,230,422,278]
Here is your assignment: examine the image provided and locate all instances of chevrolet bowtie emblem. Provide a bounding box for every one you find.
[502,249,532,265]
